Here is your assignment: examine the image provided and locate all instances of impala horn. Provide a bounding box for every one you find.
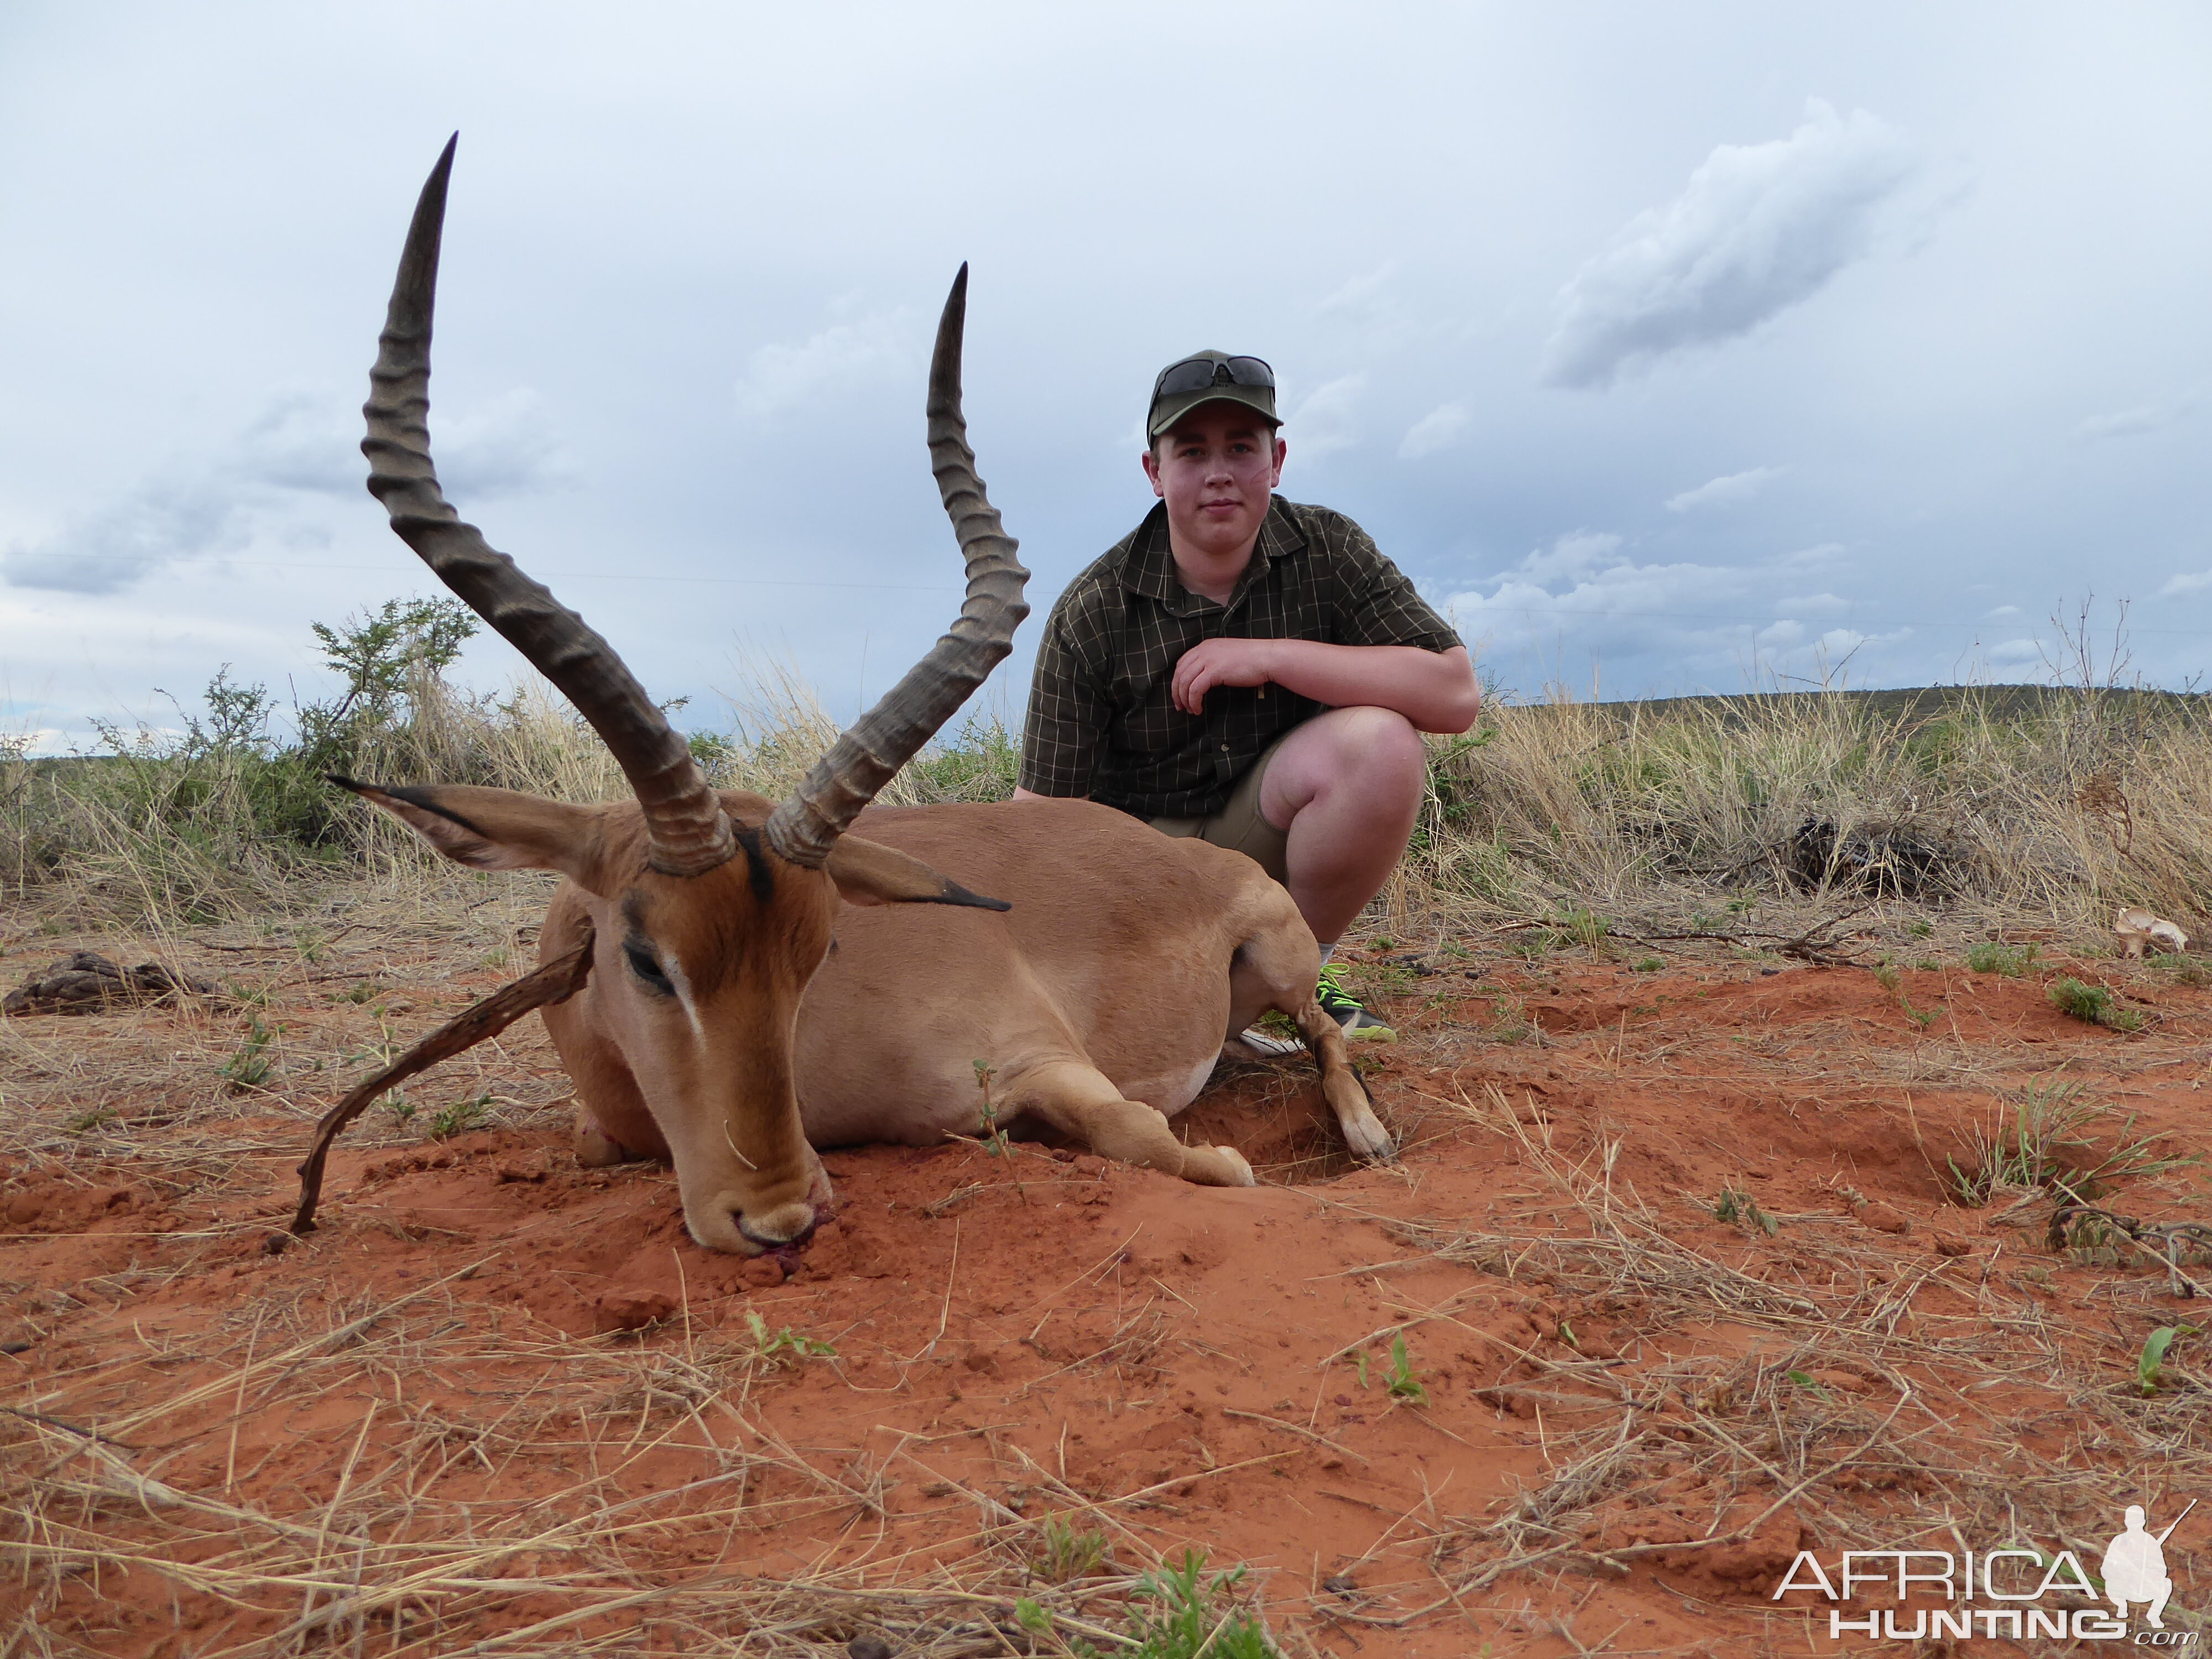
[760,264,1030,868]
[362,135,736,877]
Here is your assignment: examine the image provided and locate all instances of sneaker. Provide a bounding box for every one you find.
[1231,1026,1304,1059]
[1317,963,1396,1041]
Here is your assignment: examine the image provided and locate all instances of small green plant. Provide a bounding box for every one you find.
[1383,1334,1428,1405]
[66,1106,117,1134]
[339,980,379,1004]
[741,1309,837,1368]
[1126,1551,1276,1659]
[1034,1516,1109,1584]
[2148,952,2212,988]
[293,925,328,966]
[1714,1184,1780,1235]
[2138,1324,2197,1396]
[2049,976,2144,1032]
[1632,956,1663,973]
[1553,907,1608,950]
[1966,941,2038,977]
[382,1088,415,1128]
[1872,961,1939,1027]
[1947,1081,2189,1207]
[1786,1369,1834,1403]
[1014,1598,1055,1638]
[427,1091,493,1140]
[973,1060,1011,1157]
[221,1014,275,1091]
[1909,920,1934,938]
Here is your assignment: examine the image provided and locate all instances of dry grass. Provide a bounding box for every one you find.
[0,1278,1243,1657]
[1338,1081,2211,1641]
[12,667,2210,952]
[1397,685,2212,942]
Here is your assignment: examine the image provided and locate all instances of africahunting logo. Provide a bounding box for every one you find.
[1771,1500,2197,1643]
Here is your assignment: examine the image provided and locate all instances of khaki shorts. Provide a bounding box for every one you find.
[1147,727,1295,883]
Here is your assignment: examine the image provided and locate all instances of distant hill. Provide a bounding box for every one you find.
[1513,684,2205,726]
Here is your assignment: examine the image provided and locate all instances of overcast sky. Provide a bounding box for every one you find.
[4,3,2209,754]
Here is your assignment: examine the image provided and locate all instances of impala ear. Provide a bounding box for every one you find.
[332,778,612,890]
[822,834,1010,911]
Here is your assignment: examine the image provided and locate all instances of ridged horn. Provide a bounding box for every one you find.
[362,135,735,878]
[761,266,1030,868]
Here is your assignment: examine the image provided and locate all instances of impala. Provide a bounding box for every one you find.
[343,140,1392,1255]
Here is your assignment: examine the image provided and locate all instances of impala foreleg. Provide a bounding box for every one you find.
[1291,998,1395,1163]
[1225,900,1397,1164]
[1010,1061,1255,1188]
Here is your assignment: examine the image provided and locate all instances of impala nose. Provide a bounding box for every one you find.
[737,1202,816,1250]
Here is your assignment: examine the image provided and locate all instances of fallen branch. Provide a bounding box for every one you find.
[290,930,593,1236]
[1610,902,1877,966]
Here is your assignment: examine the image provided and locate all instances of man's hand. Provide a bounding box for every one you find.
[1171,638,1279,714]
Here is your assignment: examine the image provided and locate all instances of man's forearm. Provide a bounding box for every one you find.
[1261,642,1480,733]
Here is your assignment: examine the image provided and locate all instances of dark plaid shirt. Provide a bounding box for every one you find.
[1018,498,1462,818]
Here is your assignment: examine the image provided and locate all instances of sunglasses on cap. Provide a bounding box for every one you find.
[1151,354,1276,399]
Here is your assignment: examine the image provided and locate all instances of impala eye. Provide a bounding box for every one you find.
[624,940,674,995]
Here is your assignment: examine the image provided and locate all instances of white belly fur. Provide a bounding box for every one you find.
[1136,1050,1220,1119]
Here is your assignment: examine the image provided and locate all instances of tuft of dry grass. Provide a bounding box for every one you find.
[1380,1081,2212,1625]
[1400,685,2212,941]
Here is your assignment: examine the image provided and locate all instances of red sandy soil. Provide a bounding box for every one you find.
[3,920,2209,1656]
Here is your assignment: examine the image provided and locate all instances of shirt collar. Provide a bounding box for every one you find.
[1115,498,1308,615]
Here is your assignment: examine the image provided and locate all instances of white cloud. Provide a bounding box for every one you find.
[1438,528,1913,693]
[1285,372,1367,460]
[2159,569,2212,597]
[1666,465,1783,512]
[2075,397,2193,442]
[1987,637,2043,664]
[1776,591,1849,614]
[1778,542,1846,570]
[734,309,916,420]
[1317,263,1399,315]
[1518,530,1625,585]
[3,388,568,594]
[1398,402,1470,461]
[3,478,248,594]
[1543,100,1921,389]
[1984,603,2022,618]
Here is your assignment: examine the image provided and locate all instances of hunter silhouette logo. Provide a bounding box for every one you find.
[1771,1498,2198,1642]
[2104,1500,2193,1630]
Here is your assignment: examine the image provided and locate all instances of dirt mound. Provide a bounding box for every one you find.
[3,921,2208,1655]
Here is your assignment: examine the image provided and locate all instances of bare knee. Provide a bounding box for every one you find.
[1266,707,1426,823]
[1332,707,1427,795]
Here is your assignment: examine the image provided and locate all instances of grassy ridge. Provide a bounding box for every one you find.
[7,666,2206,936]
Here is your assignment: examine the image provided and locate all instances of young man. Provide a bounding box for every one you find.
[1013,351,1480,1038]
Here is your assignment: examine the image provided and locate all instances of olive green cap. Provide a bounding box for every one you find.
[1146,349,1280,440]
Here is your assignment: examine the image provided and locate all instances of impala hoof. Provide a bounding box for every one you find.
[1342,1113,1396,1165]
[573,1118,636,1168]
[1212,1146,1256,1187]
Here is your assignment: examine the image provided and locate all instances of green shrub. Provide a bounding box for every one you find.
[2048,977,2144,1032]
[1966,941,2037,976]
